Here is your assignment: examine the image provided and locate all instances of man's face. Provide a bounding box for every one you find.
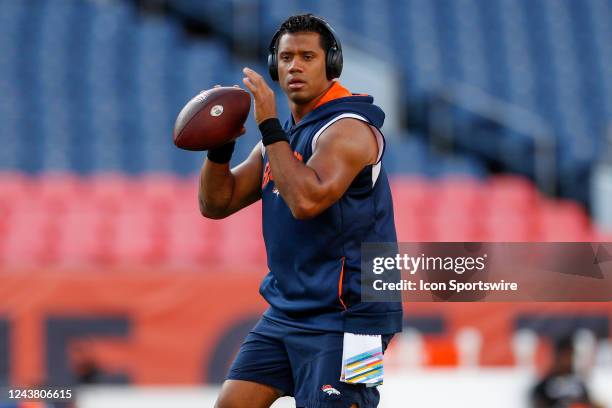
[276,32,331,105]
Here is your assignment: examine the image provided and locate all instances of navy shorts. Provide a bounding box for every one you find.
[227,316,394,408]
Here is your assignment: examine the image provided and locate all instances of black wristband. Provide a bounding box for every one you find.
[259,118,289,146]
[207,141,235,164]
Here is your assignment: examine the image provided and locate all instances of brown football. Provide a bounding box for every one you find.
[173,87,251,151]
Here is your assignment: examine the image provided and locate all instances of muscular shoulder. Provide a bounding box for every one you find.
[314,118,378,166]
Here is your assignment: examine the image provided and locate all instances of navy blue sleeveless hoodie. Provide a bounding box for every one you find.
[259,90,403,335]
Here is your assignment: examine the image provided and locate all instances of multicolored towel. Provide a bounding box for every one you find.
[340,333,384,387]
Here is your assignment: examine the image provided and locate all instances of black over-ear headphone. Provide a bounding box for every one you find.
[267,16,343,82]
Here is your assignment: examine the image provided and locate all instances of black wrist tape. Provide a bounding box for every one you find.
[207,141,235,164]
[259,118,289,146]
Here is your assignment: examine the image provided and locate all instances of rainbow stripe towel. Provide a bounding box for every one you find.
[340,333,384,387]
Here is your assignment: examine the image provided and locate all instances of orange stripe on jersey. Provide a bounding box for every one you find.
[313,82,353,110]
[338,256,347,310]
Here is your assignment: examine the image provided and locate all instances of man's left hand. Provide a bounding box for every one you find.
[242,67,277,125]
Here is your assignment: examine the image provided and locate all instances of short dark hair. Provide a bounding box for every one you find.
[275,14,334,53]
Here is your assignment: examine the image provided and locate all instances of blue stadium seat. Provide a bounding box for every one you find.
[0,0,609,208]
[383,133,487,178]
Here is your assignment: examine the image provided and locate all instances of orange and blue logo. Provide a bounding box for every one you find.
[321,384,341,396]
[262,151,303,190]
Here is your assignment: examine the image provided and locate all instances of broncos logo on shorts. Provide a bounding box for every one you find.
[321,385,341,396]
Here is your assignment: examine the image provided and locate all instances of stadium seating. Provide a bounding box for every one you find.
[0,0,607,267]
[4,0,608,204]
[0,0,498,180]
[165,0,611,205]
[0,173,599,268]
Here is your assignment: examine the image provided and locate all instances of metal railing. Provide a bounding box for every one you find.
[428,81,557,196]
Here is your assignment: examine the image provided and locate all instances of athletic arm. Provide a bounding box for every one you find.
[240,66,378,220]
[266,118,378,219]
[198,142,263,219]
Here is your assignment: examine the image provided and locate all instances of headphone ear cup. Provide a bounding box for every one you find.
[326,47,343,80]
[268,52,279,81]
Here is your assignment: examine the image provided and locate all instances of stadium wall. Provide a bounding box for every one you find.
[1,269,611,387]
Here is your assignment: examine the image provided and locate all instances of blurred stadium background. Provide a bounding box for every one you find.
[0,0,611,406]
